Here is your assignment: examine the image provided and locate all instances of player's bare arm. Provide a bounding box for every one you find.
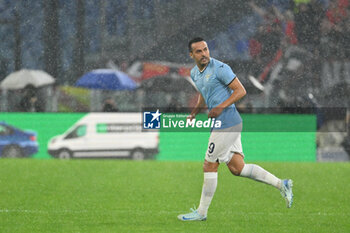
[188,94,206,120]
[208,77,246,118]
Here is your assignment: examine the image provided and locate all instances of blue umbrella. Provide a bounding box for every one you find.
[75,69,137,90]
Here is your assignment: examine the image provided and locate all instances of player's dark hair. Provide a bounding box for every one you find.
[188,37,205,52]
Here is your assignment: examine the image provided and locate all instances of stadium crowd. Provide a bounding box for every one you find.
[249,0,350,88]
[0,0,349,115]
[242,0,350,158]
[247,0,350,95]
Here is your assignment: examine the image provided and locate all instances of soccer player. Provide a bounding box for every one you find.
[177,37,293,221]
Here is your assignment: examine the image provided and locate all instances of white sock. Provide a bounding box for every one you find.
[197,172,218,216]
[240,164,281,189]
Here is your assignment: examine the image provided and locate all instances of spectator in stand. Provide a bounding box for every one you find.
[102,97,119,112]
[326,0,349,25]
[19,85,43,112]
[320,0,350,88]
[248,1,283,81]
[294,1,324,51]
[320,16,336,59]
[325,0,349,59]
[293,0,311,8]
[248,24,283,81]
[248,1,280,29]
[272,6,298,45]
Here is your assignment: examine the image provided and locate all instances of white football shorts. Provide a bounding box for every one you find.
[205,123,244,164]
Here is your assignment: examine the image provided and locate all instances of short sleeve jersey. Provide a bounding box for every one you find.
[190,58,242,129]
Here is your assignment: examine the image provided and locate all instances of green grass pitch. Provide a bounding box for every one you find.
[0,159,349,233]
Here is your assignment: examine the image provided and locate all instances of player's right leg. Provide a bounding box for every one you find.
[177,160,219,221]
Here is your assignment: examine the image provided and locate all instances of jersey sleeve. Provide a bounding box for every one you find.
[190,68,195,81]
[217,64,236,86]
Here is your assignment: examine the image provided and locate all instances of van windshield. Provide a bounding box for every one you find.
[65,125,87,139]
[0,124,13,136]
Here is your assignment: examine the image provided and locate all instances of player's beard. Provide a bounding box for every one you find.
[200,56,209,67]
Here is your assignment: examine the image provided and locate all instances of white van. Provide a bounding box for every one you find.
[48,113,159,160]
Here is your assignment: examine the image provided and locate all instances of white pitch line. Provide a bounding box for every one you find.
[0,209,88,214]
[0,209,349,217]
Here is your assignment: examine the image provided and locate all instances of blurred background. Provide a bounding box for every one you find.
[0,0,349,161]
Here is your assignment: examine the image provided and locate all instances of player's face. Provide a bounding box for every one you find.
[190,41,210,68]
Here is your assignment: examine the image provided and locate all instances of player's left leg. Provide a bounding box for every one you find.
[227,154,293,208]
[227,153,281,188]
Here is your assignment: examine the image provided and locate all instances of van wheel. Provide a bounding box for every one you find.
[131,149,145,160]
[58,149,72,159]
[2,145,23,158]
